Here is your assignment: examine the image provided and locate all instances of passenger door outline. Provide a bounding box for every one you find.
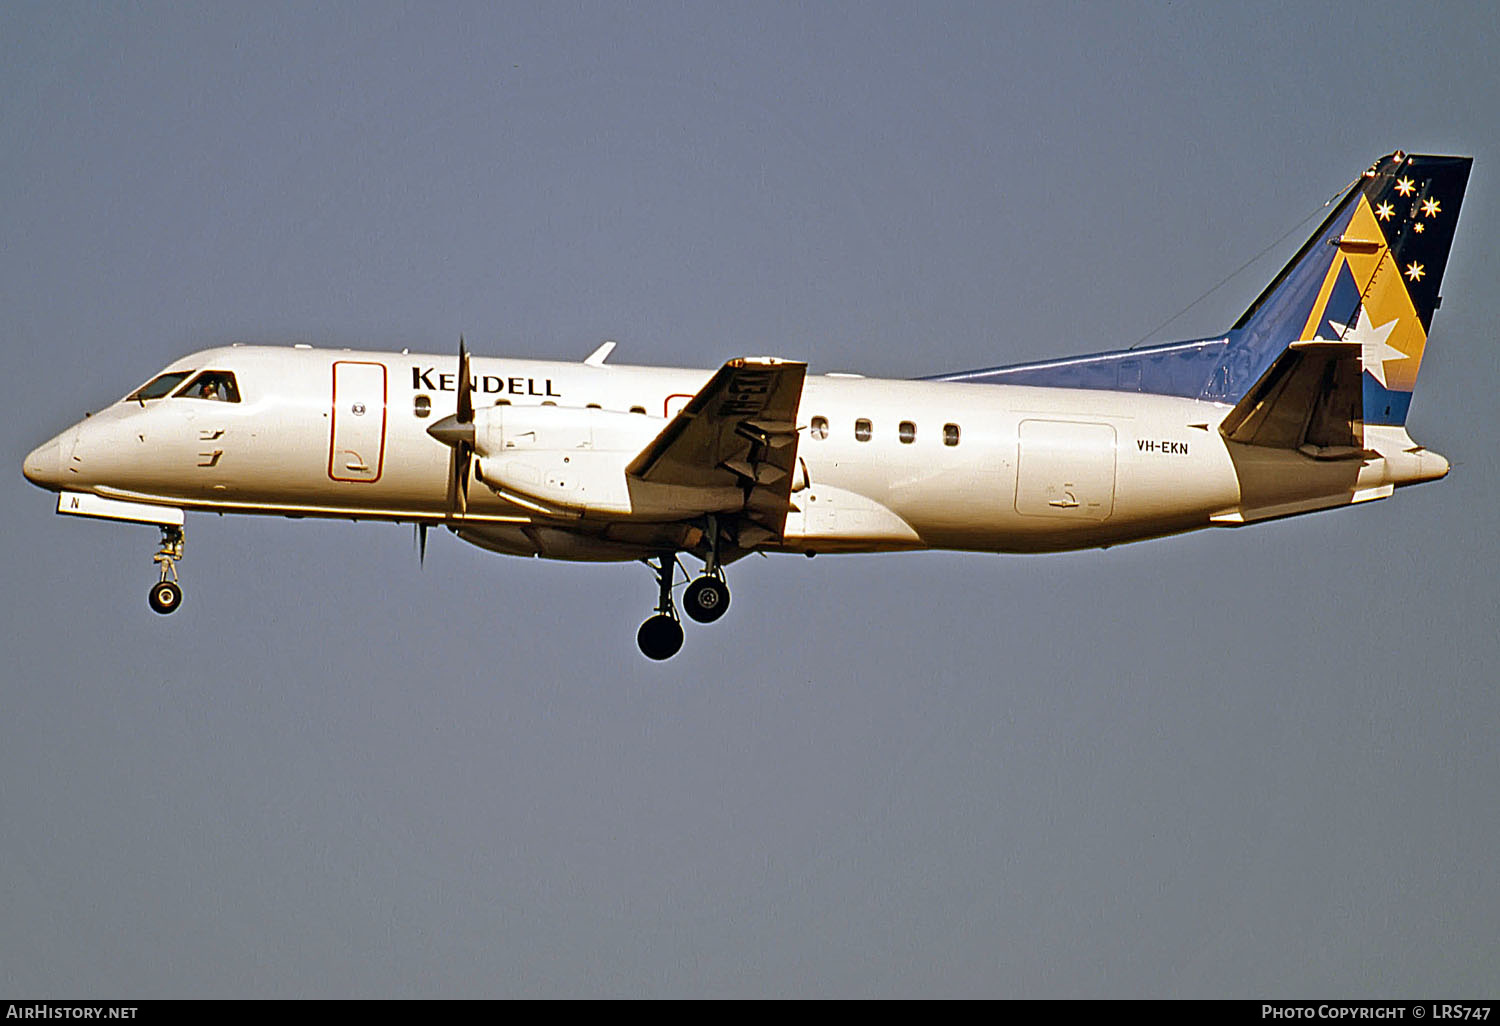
[328,361,388,483]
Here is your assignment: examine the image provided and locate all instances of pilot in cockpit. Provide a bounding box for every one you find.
[187,373,238,402]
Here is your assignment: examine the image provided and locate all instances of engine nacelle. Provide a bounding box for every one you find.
[474,404,659,455]
[470,405,742,519]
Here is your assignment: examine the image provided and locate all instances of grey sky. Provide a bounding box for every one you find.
[3,0,1497,997]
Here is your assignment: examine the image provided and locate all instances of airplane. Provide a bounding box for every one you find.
[22,150,1471,660]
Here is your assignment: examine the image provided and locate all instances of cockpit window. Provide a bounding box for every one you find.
[128,371,193,402]
[175,370,241,403]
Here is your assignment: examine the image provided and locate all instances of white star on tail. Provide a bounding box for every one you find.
[1330,309,1405,388]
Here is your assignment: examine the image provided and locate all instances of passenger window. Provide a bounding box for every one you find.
[854,418,872,442]
[810,416,829,440]
[129,371,192,402]
[899,421,916,444]
[414,394,432,418]
[176,370,240,403]
[943,423,960,446]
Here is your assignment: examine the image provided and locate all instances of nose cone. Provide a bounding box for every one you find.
[1421,448,1451,481]
[23,428,73,491]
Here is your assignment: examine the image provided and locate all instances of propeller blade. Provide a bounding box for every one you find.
[415,523,428,566]
[456,442,470,515]
[457,335,473,425]
[456,337,472,516]
[444,447,458,513]
[429,336,476,521]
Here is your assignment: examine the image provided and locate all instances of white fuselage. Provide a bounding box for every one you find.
[25,344,1448,560]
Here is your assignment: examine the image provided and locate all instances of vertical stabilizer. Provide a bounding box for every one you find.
[1231,152,1471,425]
[931,152,1471,425]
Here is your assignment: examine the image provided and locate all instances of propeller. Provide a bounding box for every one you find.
[425,335,477,520]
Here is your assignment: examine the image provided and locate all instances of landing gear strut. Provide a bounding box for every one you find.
[148,525,184,615]
[636,553,684,660]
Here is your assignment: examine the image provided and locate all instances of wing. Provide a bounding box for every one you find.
[626,357,807,544]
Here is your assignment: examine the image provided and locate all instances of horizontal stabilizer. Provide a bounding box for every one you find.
[1219,343,1366,457]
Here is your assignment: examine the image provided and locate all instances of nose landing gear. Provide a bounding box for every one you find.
[148,526,184,615]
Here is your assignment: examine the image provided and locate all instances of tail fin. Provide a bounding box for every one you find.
[929,151,1471,426]
[1230,151,1471,425]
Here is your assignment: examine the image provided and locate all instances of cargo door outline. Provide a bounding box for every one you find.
[1014,419,1117,520]
[329,361,388,483]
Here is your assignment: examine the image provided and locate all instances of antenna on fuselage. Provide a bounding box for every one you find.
[584,340,616,366]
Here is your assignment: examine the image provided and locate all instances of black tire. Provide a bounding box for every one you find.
[683,576,730,624]
[148,580,183,615]
[637,614,684,660]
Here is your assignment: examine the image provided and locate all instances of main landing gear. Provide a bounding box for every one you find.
[635,519,734,660]
[148,525,184,615]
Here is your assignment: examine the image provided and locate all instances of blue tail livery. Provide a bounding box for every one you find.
[932,151,1471,427]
